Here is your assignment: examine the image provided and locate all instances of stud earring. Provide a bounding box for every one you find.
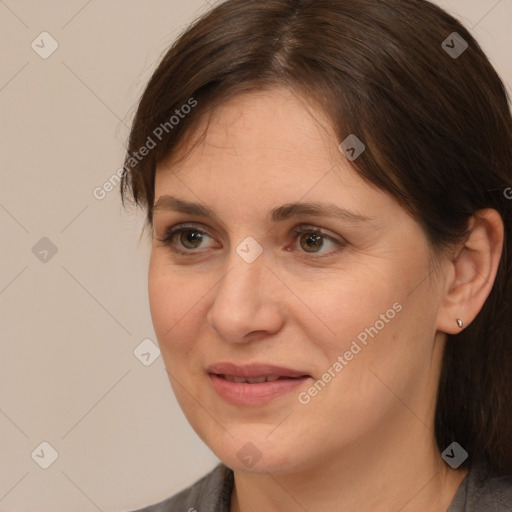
[457,318,463,328]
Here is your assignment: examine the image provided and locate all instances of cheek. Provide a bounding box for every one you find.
[148,256,200,350]
[293,265,418,389]
[289,267,398,345]
[302,271,436,418]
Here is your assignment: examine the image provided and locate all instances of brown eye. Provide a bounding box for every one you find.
[299,232,324,253]
[158,224,215,254]
[292,226,346,257]
[179,230,204,249]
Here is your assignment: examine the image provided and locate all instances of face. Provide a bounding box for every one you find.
[149,88,447,475]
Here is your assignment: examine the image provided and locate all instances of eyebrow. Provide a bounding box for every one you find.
[153,195,373,225]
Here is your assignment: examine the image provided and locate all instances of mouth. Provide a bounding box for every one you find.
[206,361,311,379]
[213,374,308,383]
[206,362,312,405]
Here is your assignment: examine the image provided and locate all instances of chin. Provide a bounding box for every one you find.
[208,434,305,475]
[223,453,299,475]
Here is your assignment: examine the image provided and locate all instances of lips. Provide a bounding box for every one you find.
[206,362,311,380]
[222,375,294,383]
[206,362,312,405]
[208,374,311,406]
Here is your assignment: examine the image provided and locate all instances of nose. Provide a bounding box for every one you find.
[206,251,285,344]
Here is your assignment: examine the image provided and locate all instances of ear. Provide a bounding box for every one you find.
[437,209,504,334]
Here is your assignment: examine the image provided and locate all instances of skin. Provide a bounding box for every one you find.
[148,87,503,511]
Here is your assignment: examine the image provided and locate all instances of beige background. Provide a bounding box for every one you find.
[1,1,510,511]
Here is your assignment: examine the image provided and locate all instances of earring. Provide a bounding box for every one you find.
[457,319,463,328]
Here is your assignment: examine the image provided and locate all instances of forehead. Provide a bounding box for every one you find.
[152,87,399,228]
[156,88,354,188]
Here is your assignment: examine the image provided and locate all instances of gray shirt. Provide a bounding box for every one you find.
[128,463,512,511]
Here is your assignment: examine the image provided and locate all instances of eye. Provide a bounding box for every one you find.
[157,223,346,257]
[291,225,346,256]
[157,224,216,253]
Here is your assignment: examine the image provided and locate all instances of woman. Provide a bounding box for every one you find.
[120,0,512,510]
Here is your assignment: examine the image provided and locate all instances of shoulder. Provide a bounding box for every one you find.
[449,465,512,511]
[471,471,512,510]
[125,463,234,512]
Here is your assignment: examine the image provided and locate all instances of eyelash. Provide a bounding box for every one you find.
[157,223,346,258]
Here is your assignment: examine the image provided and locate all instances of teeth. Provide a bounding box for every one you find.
[223,375,284,383]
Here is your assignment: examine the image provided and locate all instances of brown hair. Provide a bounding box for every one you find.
[120,0,512,475]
